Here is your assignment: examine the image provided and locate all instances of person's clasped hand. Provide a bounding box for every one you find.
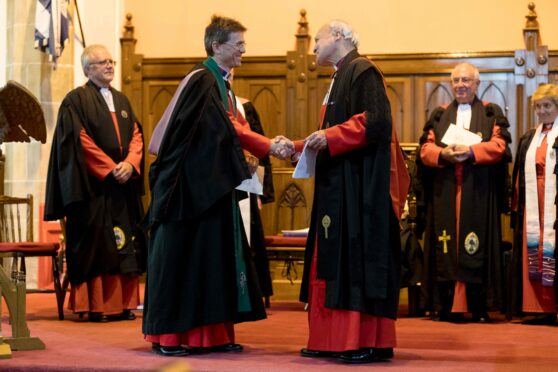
[270,135,295,159]
[440,144,470,163]
[112,161,134,184]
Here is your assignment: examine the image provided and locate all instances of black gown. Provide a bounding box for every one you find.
[242,101,274,297]
[418,99,511,315]
[44,80,145,286]
[142,65,266,335]
[299,50,404,319]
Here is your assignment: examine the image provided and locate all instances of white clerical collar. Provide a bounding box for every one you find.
[456,103,472,130]
[100,87,115,112]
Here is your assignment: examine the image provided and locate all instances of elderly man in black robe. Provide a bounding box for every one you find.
[45,44,145,322]
[419,62,511,323]
[293,20,409,364]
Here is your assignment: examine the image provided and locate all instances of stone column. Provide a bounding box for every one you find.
[5,0,74,286]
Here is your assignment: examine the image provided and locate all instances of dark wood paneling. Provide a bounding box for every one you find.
[120,10,556,236]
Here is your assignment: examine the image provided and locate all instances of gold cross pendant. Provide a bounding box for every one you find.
[438,230,451,254]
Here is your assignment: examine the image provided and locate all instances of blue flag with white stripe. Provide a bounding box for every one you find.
[34,0,69,67]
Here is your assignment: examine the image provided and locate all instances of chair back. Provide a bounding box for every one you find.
[0,194,33,243]
[275,182,308,234]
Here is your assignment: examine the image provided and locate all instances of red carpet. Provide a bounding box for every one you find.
[2,293,558,371]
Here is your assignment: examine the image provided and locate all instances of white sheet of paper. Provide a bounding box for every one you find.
[441,123,482,146]
[236,172,263,195]
[238,198,251,245]
[292,142,318,179]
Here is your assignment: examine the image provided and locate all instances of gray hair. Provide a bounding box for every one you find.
[81,44,108,75]
[328,20,359,48]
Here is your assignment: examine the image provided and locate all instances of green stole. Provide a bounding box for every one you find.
[203,58,251,312]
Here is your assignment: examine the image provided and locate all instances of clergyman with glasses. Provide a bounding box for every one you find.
[45,44,146,323]
[418,62,511,324]
[142,15,293,357]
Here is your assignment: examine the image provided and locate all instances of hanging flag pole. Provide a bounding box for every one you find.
[73,0,86,47]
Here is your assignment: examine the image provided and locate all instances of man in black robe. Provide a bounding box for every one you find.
[142,15,292,357]
[236,97,275,299]
[294,20,409,364]
[419,62,511,323]
[44,44,145,322]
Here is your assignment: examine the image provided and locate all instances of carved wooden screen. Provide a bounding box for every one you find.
[120,7,558,237]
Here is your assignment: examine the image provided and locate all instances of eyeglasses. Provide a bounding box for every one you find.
[89,59,117,67]
[451,77,475,85]
[222,41,246,51]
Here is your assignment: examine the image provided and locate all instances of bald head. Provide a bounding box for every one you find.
[450,63,480,104]
[313,20,358,67]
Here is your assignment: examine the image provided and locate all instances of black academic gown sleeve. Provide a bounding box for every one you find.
[148,68,250,223]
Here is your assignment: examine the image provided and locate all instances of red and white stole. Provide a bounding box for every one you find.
[524,118,558,286]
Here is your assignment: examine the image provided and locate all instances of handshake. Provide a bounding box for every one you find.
[268,130,328,160]
[269,135,295,160]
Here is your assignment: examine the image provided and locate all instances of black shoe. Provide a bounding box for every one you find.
[88,312,109,323]
[209,343,243,352]
[107,309,136,321]
[152,343,190,357]
[360,347,393,360]
[300,348,335,358]
[522,314,557,325]
[338,349,381,364]
[121,309,136,320]
[472,312,492,323]
[448,313,466,323]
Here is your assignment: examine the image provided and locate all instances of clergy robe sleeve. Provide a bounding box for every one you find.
[325,113,367,156]
[470,125,506,165]
[293,140,304,152]
[227,111,270,158]
[420,129,445,167]
[79,128,117,180]
[124,123,143,175]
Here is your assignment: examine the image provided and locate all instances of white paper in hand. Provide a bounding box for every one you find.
[236,172,263,195]
[441,123,482,146]
[292,142,317,178]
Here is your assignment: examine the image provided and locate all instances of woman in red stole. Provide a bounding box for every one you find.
[511,84,558,325]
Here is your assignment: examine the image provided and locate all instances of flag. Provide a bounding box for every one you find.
[34,0,70,67]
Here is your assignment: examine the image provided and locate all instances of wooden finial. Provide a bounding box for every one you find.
[523,2,542,50]
[123,13,135,39]
[525,2,539,29]
[297,9,308,37]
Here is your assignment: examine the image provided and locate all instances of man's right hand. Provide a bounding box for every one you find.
[270,135,294,159]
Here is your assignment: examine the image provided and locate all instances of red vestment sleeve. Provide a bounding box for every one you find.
[294,140,304,153]
[124,123,143,175]
[227,111,270,159]
[420,129,445,167]
[470,125,506,164]
[325,113,367,156]
[80,128,117,180]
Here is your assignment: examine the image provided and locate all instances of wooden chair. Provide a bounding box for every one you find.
[0,194,63,351]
